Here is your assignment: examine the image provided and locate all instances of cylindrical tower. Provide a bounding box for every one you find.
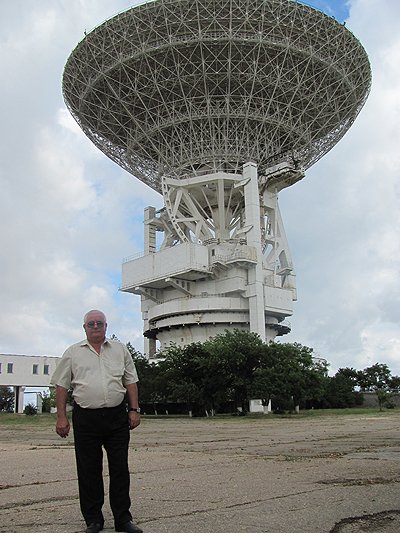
[62,0,371,356]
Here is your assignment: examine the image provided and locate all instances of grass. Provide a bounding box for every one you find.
[0,412,57,427]
[293,407,397,417]
[0,407,397,428]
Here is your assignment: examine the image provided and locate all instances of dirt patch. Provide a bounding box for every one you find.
[1,413,400,532]
[330,510,400,532]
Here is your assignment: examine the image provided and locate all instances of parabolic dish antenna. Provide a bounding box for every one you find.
[62,0,371,353]
[63,0,371,193]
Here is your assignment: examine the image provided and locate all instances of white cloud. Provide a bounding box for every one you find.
[282,0,400,375]
[0,0,399,380]
[0,0,152,357]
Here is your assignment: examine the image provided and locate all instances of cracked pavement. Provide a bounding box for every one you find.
[1,412,400,532]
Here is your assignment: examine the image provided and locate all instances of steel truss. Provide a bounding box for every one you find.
[62,1,371,352]
[63,0,371,190]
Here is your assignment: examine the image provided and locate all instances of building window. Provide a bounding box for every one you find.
[43,365,49,375]
[33,364,39,375]
[7,363,13,374]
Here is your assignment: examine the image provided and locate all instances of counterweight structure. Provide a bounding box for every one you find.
[63,0,371,357]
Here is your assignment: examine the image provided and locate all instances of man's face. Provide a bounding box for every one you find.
[83,311,107,344]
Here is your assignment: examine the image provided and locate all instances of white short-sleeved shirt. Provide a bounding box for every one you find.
[50,338,139,408]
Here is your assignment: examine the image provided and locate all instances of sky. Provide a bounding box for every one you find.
[0,0,399,377]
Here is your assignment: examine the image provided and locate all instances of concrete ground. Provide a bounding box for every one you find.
[1,411,400,533]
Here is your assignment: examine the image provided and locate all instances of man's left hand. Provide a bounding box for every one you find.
[128,411,141,430]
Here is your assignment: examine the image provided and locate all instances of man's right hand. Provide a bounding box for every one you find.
[56,416,70,438]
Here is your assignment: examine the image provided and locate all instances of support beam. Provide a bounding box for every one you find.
[134,286,160,303]
[165,277,192,295]
[144,337,157,359]
[144,206,157,254]
[243,162,266,342]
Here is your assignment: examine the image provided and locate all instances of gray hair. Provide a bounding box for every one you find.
[83,310,107,324]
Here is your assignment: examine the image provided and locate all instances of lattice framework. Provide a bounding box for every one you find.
[63,0,371,192]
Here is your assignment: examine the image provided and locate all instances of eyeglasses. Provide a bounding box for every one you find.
[86,320,105,328]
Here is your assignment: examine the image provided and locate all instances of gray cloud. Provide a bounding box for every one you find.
[0,1,398,377]
[282,0,400,374]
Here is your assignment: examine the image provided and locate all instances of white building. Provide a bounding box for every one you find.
[121,164,298,358]
[62,1,371,359]
[0,354,59,413]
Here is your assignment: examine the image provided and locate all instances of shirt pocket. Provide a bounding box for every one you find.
[104,361,125,378]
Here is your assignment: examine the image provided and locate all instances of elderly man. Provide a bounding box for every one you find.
[50,310,143,533]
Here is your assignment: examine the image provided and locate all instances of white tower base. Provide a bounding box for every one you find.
[121,163,300,358]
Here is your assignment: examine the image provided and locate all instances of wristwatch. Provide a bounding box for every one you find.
[128,407,141,413]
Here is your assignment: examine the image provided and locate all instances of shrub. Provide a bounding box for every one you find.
[24,403,38,416]
[41,392,52,413]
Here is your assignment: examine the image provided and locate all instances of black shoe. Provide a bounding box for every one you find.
[85,523,104,533]
[115,520,143,533]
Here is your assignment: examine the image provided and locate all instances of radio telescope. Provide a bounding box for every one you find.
[63,0,371,357]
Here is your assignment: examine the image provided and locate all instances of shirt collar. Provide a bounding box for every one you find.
[80,337,110,347]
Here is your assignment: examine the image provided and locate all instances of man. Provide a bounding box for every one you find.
[51,310,143,533]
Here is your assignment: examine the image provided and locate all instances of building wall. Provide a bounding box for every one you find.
[362,391,400,407]
[0,354,60,387]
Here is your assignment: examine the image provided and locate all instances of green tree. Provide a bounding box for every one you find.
[283,343,328,411]
[389,375,400,391]
[0,386,14,412]
[357,363,393,411]
[252,343,286,410]
[324,367,362,408]
[125,341,142,359]
[128,345,171,413]
[205,329,265,413]
[125,342,165,410]
[160,344,203,415]
[252,343,328,413]
[158,340,235,415]
[181,341,230,415]
[300,355,329,409]
[41,391,52,413]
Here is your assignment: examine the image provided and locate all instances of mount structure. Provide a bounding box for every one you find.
[63,0,371,357]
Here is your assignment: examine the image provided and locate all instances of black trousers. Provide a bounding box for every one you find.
[72,402,132,527]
